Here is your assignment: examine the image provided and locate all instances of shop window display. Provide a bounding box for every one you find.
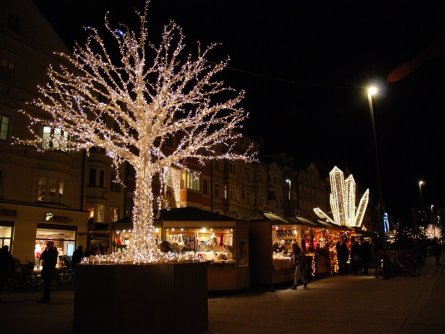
[35,228,76,268]
[165,227,234,263]
[272,226,297,270]
[113,228,162,252]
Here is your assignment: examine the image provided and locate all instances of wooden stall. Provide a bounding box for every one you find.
[249,213,312,287]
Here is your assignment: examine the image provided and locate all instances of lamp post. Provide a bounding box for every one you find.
[367,86,384,236]
[418,180,425,210]
[285,179,291,217]
[418,180,425,224]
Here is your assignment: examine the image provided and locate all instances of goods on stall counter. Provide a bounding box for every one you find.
[196,251,234,263]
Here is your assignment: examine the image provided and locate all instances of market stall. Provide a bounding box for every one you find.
[249,213,311,287]
[160,207,249,291]
[112,207,249,291]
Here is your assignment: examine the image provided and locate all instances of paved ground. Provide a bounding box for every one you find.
[0,256,444,334]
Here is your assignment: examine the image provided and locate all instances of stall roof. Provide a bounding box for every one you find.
[292,216,319,227]
[113,207,235,229]
[158,207,235,222]
[247,212,289,224]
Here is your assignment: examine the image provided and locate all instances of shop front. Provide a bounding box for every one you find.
[0,202,89,264]
[35,223,77,267]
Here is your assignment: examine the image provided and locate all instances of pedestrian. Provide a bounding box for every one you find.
[38,241,58,303]
[71,245,84,272]
[337,240,348,275]
[358,237,371,274]
[291,242,308,290]
[0,245,13,299]
[350,237,360,275]
[432,238,442,266]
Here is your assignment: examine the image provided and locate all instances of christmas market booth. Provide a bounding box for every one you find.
[111,207,249,291]
[300,218,351,276]
[159,207,249,291]
[248,212,315,287]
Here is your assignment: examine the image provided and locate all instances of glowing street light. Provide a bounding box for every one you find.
[418,180,425,210]
[367,84,384,235]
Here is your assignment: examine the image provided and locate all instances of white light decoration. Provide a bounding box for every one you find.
[424,224,442,240]
[314,166,369,228]
[15,3,255,263]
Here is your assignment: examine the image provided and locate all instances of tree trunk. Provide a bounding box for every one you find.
[130,164,159,261]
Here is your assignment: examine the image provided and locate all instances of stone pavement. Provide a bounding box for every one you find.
[0,256,444,334]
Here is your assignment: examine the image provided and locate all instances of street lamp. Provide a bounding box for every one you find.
[284,178,292,217]
[285,179,291,200]
[367,85,384,236]
[418,180,425,210]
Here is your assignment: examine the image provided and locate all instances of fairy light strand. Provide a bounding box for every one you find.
[314,166,369,228]
[15,2,256,263]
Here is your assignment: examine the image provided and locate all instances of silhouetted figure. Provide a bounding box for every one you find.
[38,241,58,303]
[350,238,360,275]
[72,245,84,271]
[337,240,348,275]
[359,237,372,275]
[0,245,13,298]
[291,242,308,290]
[432,238,442,266]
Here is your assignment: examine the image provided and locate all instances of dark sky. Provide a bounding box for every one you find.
[34,0,445,221]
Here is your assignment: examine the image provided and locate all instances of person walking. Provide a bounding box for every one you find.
[38,241,58,303]
[291,242,308,290]
[0,245,13,300]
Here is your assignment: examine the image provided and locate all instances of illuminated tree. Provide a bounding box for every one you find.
[424,224,442,239]
[16,4,254,262]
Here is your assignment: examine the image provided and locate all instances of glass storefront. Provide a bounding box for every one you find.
[0,222,13,248]
[35,226,76,266]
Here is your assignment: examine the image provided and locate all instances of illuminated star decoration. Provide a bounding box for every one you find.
[314,166,369,228]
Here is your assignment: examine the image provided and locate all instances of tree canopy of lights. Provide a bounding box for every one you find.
[16,3,255,263]
[424,224,442,240]
[313,166,369,228]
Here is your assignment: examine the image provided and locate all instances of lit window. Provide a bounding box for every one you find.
[110,207,119,223]
[37,176,64,203]
[181,171,200,191]
[0,115,10,141]
[42,126,68,150]
[87,203,105,223]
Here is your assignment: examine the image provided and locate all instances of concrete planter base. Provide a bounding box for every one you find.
[73,262,208,334]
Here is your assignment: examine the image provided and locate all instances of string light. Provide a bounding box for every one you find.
[424,224,442,239]
[314,166,369,228]
[15,2,255,263]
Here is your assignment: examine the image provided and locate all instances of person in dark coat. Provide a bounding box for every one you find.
[0,245,13,298]
[291,242,308,290]
[71,245,84,272]
[358,237,372,275]
[38,241,58,303]
[337,240,348,275]
[432,238,442,266]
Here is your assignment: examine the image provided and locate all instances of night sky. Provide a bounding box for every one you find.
[34,0,445,222]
